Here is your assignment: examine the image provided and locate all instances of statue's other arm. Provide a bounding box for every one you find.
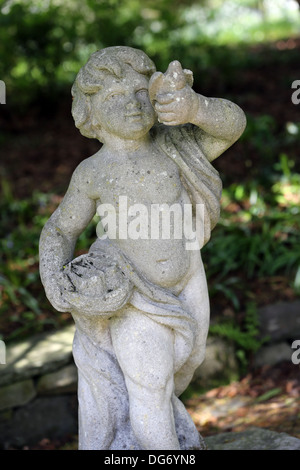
[188,95,246,162]
[39,162,96,312]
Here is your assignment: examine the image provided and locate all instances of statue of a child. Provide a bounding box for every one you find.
[39,46,246,450]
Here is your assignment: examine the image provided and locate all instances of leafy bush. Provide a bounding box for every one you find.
[0,0,299,106]
[209,300,267,372]
[203,152,300,302]
[0,181,98,341]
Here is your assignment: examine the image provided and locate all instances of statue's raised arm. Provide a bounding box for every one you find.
[149,59,246,162]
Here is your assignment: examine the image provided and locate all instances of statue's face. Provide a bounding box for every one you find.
[91,64,156,141]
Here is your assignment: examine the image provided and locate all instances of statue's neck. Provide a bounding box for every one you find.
[100,133,153,155]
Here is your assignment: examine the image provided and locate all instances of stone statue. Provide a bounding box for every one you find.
[39,46,246,450]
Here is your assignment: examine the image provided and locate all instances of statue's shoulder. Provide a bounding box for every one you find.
[70,152,101,187]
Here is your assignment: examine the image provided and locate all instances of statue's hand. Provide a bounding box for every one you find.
[149,60,198,126]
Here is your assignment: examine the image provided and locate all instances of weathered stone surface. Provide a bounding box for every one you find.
[205,427,300,450]
[258,301,300,342]
[0,379,36,411]
[0,395,78,449]
[0,325,75,386]
[37,364,78,395]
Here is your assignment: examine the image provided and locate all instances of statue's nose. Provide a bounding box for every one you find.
[126,95,141,111]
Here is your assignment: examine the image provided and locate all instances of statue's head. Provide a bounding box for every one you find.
[71,46,156,140]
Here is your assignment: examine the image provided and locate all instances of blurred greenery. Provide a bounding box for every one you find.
[0,0,299,105]
[0,0,300,370]
[204,152,300,298]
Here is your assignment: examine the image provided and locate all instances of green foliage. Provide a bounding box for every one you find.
[254,387,282,402]
[210,301,267,372]
[0,183,52,340]
[240,114,278,161]
[203,149,300,304]
[0,0,299,106]
[0,177,98,341]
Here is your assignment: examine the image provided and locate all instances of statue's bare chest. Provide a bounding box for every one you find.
[96,150,182,207]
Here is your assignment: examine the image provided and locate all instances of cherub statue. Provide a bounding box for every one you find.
[39,46,246,450]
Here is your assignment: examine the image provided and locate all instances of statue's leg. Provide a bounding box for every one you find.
[73,327,140,450]
[110,307,180,450]
[172,394,206,450]
[72,329,115,449]
[174,251,210,397]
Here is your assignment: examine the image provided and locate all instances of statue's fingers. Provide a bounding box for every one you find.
[155,93,175,105]
[159,119,179,127]
[157,112,177,123]
[148,71,164,103]
[155,102,175,113]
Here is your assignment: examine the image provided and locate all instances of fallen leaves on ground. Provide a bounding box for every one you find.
[185,361,300,439]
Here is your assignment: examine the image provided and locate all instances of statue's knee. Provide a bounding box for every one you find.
[126,368,174,396]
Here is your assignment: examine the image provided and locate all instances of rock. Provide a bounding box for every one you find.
[37,364,78,395]
[0,325,75,386]
[258,301,300,342]
[0,379,36,412]
[254,342,293,368]
[205,427,300,450]
[192,336,239,388]
[0,395,78,449]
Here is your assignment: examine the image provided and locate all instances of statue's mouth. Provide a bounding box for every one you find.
[126,110,142,116]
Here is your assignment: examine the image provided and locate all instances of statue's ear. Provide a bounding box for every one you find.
[72,87,96,139]
[91,111,99,127]
[91,114,101,135]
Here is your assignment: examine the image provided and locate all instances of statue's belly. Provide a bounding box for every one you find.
[117,237,190,288]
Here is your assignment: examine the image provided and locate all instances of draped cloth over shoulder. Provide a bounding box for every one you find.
[152,123,222,246]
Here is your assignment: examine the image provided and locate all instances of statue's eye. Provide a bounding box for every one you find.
[136,89,149,101]
[136,89,148,96]
[106,91,124,100]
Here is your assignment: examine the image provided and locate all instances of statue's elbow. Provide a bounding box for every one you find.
[230,107,247,145]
